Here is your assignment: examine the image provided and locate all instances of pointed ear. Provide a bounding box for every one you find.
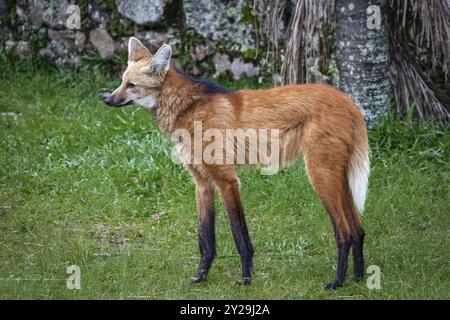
[148,44,172,74]
[128,37,151,63]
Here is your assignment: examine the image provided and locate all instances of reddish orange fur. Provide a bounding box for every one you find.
[107,40,369,287]
[158,70,368,287]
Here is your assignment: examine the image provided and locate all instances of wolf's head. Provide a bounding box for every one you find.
[103,37,172,110]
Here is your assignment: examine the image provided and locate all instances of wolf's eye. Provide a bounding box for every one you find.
[127,82,136,89]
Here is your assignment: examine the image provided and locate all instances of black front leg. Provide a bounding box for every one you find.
[192,209,216,283]
[192,182,216,283]
[219,180,254,285]
[230,218,254,285]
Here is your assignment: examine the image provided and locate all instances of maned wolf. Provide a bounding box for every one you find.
[103,37,370,289]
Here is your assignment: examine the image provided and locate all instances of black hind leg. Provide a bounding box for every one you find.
[352,229,365,281]
[324,234,352,289]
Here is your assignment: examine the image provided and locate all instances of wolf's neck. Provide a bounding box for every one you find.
[153,70,233,135]
[153,70,202,135]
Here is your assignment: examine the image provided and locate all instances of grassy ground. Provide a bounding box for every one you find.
[0,64,449,300]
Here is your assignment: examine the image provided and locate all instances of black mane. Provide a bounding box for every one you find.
[175,68,235,94]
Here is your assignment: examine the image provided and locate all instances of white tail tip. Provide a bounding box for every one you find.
[348,149,370,214]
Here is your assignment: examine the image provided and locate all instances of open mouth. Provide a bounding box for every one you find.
[120,100,134,106]
[110,100,134,107]
[103,95,135,107]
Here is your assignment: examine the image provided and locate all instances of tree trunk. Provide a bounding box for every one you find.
[335,0,390,126]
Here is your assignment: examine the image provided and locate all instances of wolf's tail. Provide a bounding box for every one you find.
[348,128,370,214]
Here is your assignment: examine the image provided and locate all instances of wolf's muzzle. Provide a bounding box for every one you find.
[103,95,133,107]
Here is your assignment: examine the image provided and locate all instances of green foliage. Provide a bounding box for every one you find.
[370,112,449,166]
[106,17,134,38]
[92,0,117,11]
[163,0,184,28]
[80,49,128,75]
[0,66,448,299]
[241,4,256,26]
[215,74,269,90]
[0,0,21,38]
[0,46,57,76]
[241,48,258,60]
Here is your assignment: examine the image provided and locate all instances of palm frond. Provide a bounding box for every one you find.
[255,0,334,84]
[255,0,450,122]
[281,0,334,84]
[409,0,450,77]
[389,0,450,123]
[253,0,287,61]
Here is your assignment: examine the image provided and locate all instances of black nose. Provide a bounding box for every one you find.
[103,95,113,106]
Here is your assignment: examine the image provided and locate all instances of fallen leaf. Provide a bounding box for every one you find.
[152,212,168,221]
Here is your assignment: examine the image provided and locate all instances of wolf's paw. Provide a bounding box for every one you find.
[235,277,251,286]
[191,276,207,284]
[324,281,343,290]
[350,274,364,282]
[191,269,208,284]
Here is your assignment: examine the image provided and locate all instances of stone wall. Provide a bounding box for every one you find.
[0,0,262,80]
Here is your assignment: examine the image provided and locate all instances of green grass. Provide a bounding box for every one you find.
[0,65,449,300]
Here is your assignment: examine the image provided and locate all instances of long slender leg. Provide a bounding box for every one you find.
[317,195,352,289]
[217,179,254,285]
[330,232,352,289]
[352,228,365,281]
[306,161,353,289]
[341,185,366,282]
[190,173,216,283]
